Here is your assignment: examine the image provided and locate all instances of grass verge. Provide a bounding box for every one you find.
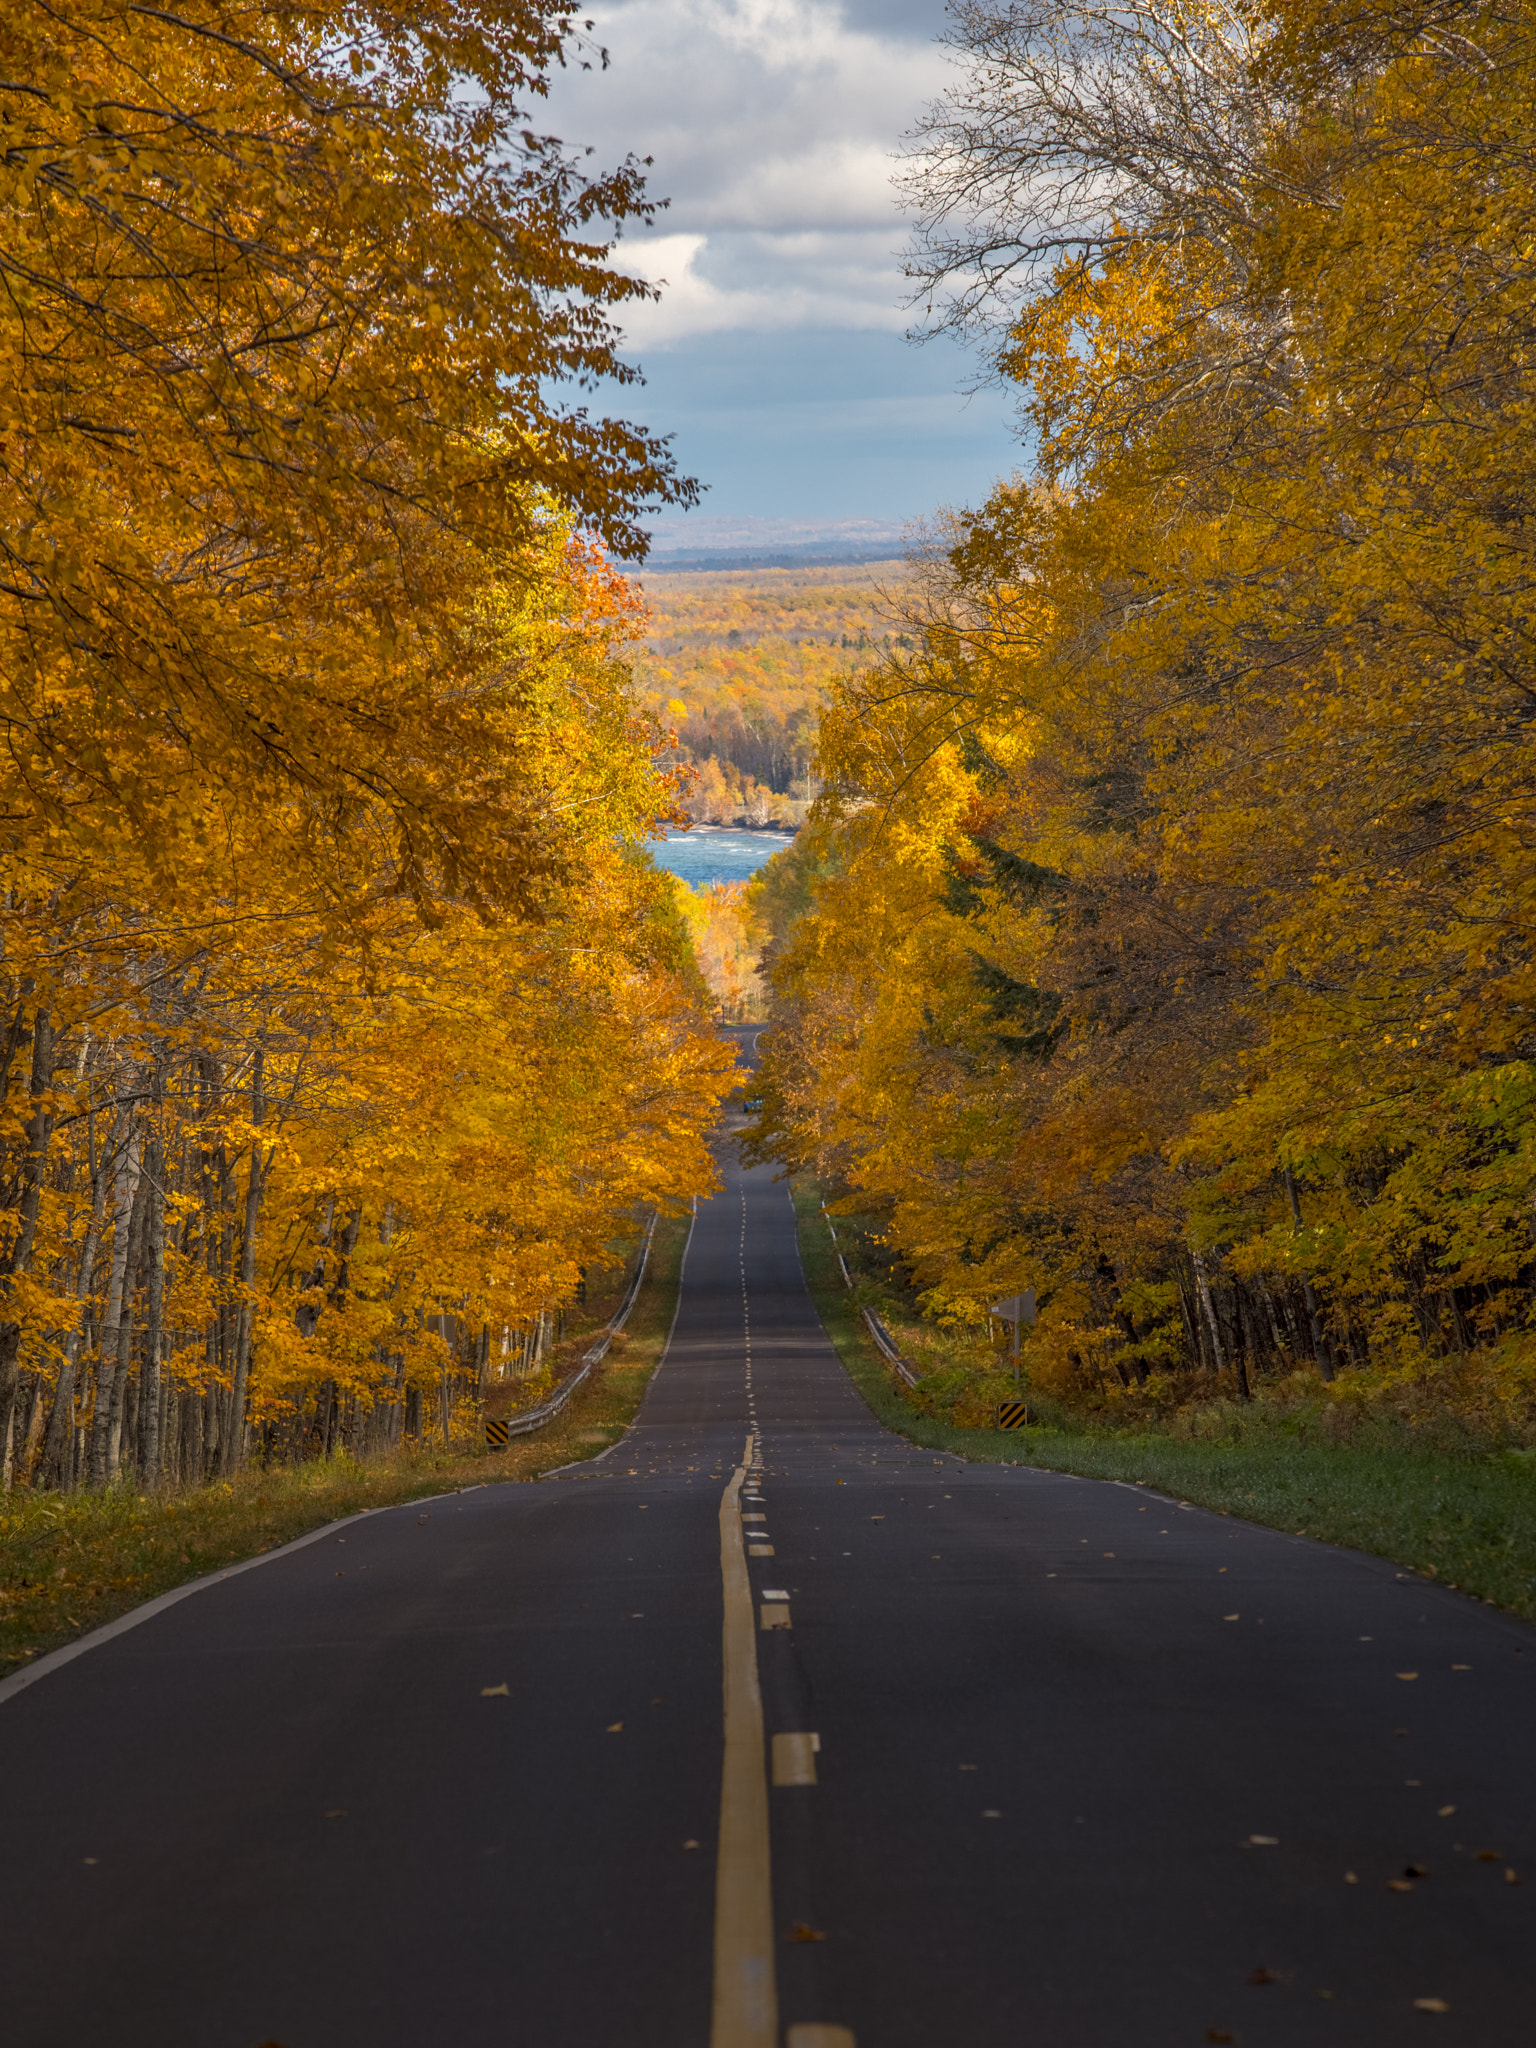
[0,1207,692,1682]
[790,1176,1536,1623]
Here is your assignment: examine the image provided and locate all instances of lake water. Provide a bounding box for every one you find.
[651,826,795,889]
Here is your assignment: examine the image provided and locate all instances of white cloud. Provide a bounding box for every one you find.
[544,0,952,342]
[618,227,907,340]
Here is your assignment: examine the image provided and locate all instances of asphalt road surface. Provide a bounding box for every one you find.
[2,1149,1533,2047]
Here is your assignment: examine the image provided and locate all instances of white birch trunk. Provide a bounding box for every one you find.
[89,1106,141,1486]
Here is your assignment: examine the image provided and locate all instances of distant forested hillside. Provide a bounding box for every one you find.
[632,562,912,824]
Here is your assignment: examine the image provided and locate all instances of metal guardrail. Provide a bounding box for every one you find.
[823,1202,919,1389]
[495,1214,658,1440]
[861,1307,919,1389]
[822,1202,854,1290]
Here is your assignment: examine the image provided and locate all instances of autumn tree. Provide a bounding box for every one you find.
[754,0,1536,1426]
[0,2,732,1487]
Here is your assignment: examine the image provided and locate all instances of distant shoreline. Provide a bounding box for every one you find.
[662,821,798,838]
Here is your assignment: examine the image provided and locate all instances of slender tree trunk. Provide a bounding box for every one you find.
[0,1007,56,1488]
[223,1049,266,1478]
[188,1389,205,1486]
[41,1130,109,1489]
[105,1175,148,1483]
[19,1372,47,1480]
[1192,1248,1227,1377]
[90,1102,142,1485]
[1187,1269,1212,1368]
[1232,1288,1254,1401]
[141,1121,166,1488]
[1258,1278,1287,1360]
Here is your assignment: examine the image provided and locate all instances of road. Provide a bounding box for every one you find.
[1,1147,1533,2046]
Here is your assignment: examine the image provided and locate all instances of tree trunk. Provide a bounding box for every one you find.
[90,1102,142,1485]
[104,1174,149,1483]
[1258,1278,1288,1361]
[222,1049,267,1478]
[1192,1248,1227,1377]
[0,1007,56,1489]
[19,1373,47,1481]
[187,1389,205,1487]
[41,1125,110,1490]
[1232,1287,1254,1401]
[141,1121,167,1488]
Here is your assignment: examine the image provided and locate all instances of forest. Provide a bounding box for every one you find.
[6,0,1535,1513]
[632,564,912,825]
[0,0,734,1496]
[747,0,1536,1444]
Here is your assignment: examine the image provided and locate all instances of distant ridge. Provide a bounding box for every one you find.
[631,514,910,576]
[636,543,906,575]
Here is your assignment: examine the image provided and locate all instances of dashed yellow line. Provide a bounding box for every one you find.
[712,1457,778,2048]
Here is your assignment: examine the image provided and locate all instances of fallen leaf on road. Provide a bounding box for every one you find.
[870,1515,884,1522]
[1206,2030,1236,2043]
[682,1840,700,1850]
[481,1684,510,1698]
[1404,1864,1429,1878]
[1506,1868,1520,1884]
[1223,1613,1241,1621]
[1246,1967,1278,1986]
[606,1721,623,1733]
[1437,1805,1455,1817]
[982,1809,1002,1819]
[1451,1663,1471,1670]
[325,1810,347,1820]
[1388,1879,1416,1892]
[1244,1835,1278,1847]
[1477,1849,1502,1860]
[1344,1872,1359,1884]
[787,1923,827,1943]
[1413,1998,1450,2014]
[1397,1672,1419,1681]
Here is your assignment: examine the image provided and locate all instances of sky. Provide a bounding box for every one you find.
[541,0,1023,537]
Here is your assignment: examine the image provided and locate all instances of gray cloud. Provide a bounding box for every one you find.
[544,0,956,341]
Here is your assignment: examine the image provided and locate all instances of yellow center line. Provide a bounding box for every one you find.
[712,1448,778,2048]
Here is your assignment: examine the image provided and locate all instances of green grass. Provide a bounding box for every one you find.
[789,1176,1536,1622]
[0,1208,692,1681]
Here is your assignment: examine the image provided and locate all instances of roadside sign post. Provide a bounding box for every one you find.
[988,1291,1037,1393]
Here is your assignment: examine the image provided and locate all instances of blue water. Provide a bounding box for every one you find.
[651,826,795,889]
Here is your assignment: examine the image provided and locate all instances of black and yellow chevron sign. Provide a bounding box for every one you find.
[485,1418,511,1448]
[996,1401,1030,1430]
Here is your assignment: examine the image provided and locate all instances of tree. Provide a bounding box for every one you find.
[0,0,697,932]
[755,0,1536,1425]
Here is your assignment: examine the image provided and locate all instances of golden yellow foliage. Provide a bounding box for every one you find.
[0,3,730,1489]
[753,0,1536,1428]
[632,564,915,822]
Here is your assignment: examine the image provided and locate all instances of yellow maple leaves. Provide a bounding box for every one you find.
[754,0,1536,1419]
[0,3,730,1488]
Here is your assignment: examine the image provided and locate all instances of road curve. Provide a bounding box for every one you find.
[1,1150,1533,2046]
